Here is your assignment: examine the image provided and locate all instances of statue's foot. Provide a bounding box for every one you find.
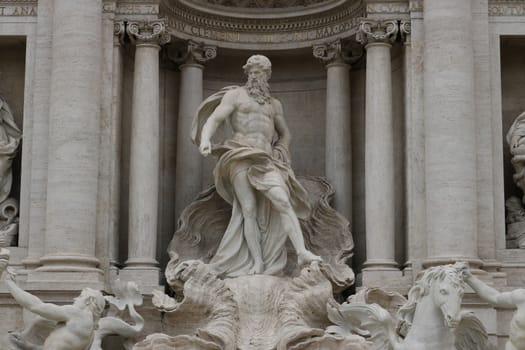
[248,260,264,274]
[297,250,322,267]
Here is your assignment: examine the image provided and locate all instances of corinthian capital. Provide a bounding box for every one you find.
[313,40,363,66]
[168,40,217,65]
[127,19,171,46]
[357,19,398,45]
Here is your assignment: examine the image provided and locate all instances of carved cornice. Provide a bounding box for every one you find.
[312,40,363,66]
[366,2,408,15]
[0,0,37,16]
[127,19,171,46]
[356,19,398,45]
[159,0,365,49]
[191,0,332,8]
[489,0,525,16]
[168,40,217,65]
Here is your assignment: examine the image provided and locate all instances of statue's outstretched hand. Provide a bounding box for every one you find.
[199,140,212,157]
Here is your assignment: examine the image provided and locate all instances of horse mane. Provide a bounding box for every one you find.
[398,263,466,327]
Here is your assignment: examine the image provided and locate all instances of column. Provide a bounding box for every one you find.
[173,41,216,221]
[23,0,53,270]
[312,40,354,224]
[108,22,125,271]
[358,20,402,284]
[122,20,170,290]
[33,0,103,284]
[423,0,481,268]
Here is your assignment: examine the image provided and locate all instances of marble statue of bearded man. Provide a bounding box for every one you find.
[192,55,321,277]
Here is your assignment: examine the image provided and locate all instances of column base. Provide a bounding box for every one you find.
[119,266,161,295]
[360,266,408,293]
[28,254,104,287]
[422,256,483,269]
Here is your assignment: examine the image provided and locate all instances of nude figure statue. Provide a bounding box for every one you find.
[464,267,525,350]
[0,248,105,350]
[193,55,321,276]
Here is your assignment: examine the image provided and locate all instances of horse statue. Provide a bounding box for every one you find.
[326,262,491,350]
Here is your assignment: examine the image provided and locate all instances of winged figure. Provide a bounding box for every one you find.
[327,263,491,350]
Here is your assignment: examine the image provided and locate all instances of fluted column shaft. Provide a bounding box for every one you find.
[125,21,169,273]
[174,42,216,221]
[313,41,353,224]
[38,0,103,277]
[359,20,399,271]
[423,0,480,267]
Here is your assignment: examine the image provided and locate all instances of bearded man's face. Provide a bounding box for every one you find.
[245,66,271,105]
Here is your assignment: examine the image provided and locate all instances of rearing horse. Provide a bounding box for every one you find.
[327,263,489,350]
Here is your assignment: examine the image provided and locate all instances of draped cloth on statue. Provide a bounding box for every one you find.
[208,140,311,277]
[189,86,311,277]
[0,97,21,204]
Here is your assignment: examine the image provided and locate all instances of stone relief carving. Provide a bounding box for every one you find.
[328,263,490,350]
[312,39,363,65]
[0,97,21,247]
[0,248,144,350]
[356,19,399,45]
[167,40,217,65]
[127,19,170,45]
[506,111,525,248]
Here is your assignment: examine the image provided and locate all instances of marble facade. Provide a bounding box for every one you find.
[0,0,523,348]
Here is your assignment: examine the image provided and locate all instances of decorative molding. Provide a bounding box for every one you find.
[312,39,362,65]
[168,40,217,65]
[356,19,398,45]
[160,0,365,48]
[399,20,411,42]
[114,21,126,46]
[409,0,423,12]
[0,0,36,16]
[127,19,171,46]
[192,0,332,8]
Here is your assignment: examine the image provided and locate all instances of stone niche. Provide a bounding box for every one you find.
[0,36,25,247]
[501,36,525,248]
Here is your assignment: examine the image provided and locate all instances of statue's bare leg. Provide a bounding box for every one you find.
[264,186,321,266]
[232,169,265,274]
[506,341,519,350]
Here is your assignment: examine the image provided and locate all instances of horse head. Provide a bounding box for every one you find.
[399,262,467,329]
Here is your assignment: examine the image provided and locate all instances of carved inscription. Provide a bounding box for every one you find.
[169,18,358,44]
[103,3,158,15]
[489,4,525,16]
[366,2,409,14]
[0,5,36,16]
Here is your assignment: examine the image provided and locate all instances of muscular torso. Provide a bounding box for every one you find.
[230,88,276,154]
[43,314,94,350]
[510,303,525,349]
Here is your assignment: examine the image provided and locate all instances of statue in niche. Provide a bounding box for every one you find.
[506,111,525,248]
[0,96,22,247]
[136,55,358,350]
[189,54,320,276]
[0,248,145,350]
[464,267,525,350]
